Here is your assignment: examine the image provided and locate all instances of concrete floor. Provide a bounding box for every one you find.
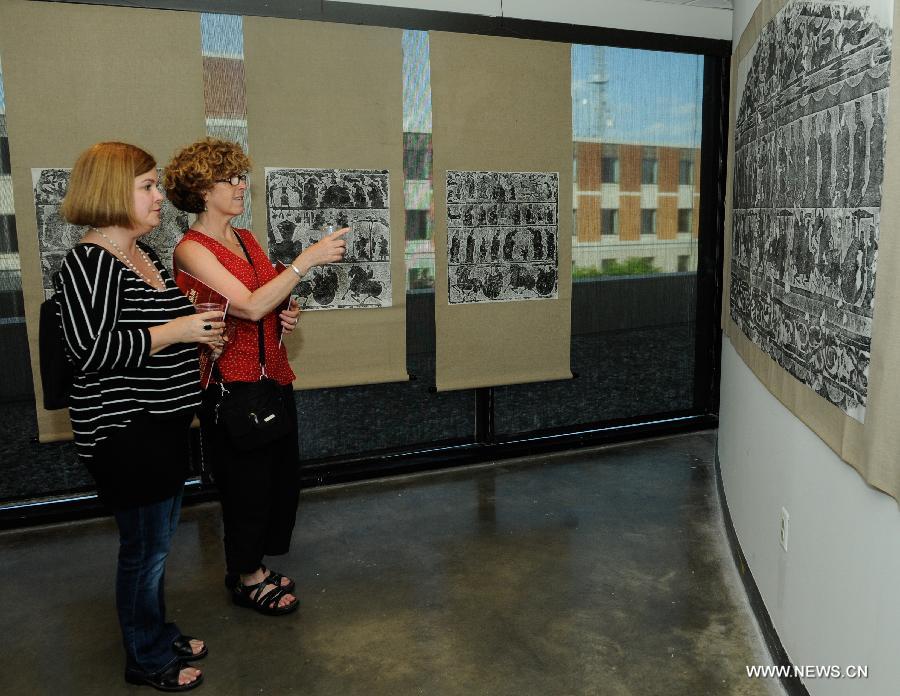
[0,432,785,695]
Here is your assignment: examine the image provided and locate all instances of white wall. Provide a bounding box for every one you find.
[330,0,733,39]
[719,341,900,694]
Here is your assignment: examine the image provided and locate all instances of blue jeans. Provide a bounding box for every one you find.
[113,490,183,674]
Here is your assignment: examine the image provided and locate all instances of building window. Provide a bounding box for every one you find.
[601,157,619,184]
[405,210,430,241]
[408,266,433,290]
[678,209,692,234]
[679,156,694,185]
[601,258,617,273]
[641,157,658,185]
[641,209,657,235]
[678,255,690,272]
[403,132,432,181]
[601,208,619,235]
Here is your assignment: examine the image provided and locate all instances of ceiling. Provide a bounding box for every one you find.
[642,0,733,9]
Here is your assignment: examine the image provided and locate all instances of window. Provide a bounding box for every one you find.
[678,255,690,272]
[601,258,617,272]
[405,210,430,241]
[601,156,619,184]
[641,157,658,184]
[403,132,432,181]
[678,209,692,234]
[402,30,435,290]
[641,209,657,235]
[601,208,619,235]
[679,156,694,185]
[408,267,434,290]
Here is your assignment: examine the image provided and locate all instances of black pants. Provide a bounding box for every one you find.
[200,385,301,575]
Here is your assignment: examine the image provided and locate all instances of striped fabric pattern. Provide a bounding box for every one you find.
[58,243,201,460]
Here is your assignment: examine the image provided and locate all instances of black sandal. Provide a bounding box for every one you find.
[124,661,203,692]
[225,565,296,594]
[263,567,296,594]
[173,635,208,661]
[232,577,299,616]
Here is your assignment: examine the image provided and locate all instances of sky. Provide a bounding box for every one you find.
[573,44,703,147]
[401,32,703,147]
[200,13,243,58]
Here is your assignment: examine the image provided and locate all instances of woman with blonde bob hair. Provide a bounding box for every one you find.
[164,138,346,616]
[58,142,225,691]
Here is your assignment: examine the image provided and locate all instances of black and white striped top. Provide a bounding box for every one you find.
[58,242,202,460]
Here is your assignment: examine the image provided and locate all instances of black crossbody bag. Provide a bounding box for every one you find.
[212,233,292,450]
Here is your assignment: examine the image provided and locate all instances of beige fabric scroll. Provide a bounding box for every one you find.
[429,32,573,391]
[722,0,900,500]
[242,17,408,390]
[0,1,206,442]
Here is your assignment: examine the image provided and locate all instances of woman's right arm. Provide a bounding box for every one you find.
[146,311,224,356]
[173,230,347,322]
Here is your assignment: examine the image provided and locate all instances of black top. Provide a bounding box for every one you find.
[58,242,202,461]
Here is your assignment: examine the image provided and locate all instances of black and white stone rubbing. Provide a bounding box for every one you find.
[31,168,188,299]
[730,0,892,422]
[447,170,559,304]
[265,168,391,311]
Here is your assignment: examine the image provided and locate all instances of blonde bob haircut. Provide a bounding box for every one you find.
[61,142,157,228]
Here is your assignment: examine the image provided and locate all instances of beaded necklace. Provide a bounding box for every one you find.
[94,228,165,288]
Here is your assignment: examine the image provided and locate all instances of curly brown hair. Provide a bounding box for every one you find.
[162,138,251,213]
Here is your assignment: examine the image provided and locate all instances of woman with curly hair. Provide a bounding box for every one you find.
[59,142,226,691]
[163,138,346,616]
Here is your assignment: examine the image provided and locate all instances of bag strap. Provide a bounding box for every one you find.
[232,230,268,377]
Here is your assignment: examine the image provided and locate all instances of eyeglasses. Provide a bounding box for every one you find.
[216,174,248,186]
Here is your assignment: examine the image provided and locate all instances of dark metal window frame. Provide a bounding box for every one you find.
[4,0,729,527]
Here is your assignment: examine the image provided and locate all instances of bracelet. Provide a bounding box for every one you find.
[289,263,303,278]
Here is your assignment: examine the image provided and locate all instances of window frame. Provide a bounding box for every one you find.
[0,0,730,521]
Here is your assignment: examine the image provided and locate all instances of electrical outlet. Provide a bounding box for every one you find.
[780,507,790,552]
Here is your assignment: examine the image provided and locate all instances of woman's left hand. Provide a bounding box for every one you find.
[279,301,301,334]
